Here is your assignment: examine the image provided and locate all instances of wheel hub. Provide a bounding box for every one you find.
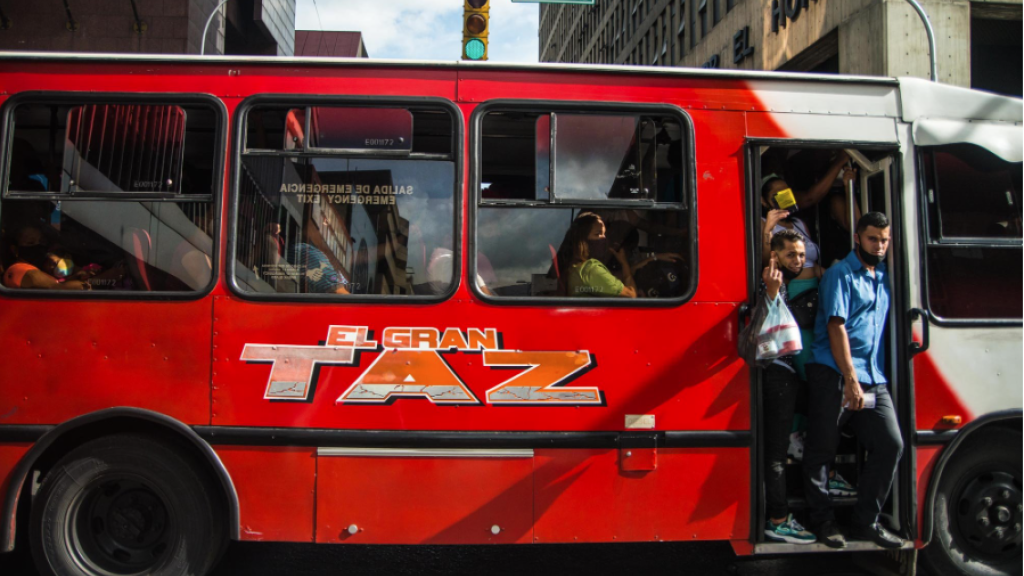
[71,478,172,575]
[957,471,1023,557]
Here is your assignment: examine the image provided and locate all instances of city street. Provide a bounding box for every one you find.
[1,539,896,575]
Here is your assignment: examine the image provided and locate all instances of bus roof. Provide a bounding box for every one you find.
[0,50,900,86]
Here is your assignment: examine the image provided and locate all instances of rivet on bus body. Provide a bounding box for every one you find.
[347,524,359,535]
[491,525,501,535]
[626,451,632,457]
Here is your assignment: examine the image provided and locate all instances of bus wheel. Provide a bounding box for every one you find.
[923,429,1022,576]
[29,434,225,576]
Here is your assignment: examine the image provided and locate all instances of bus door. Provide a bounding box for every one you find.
[746,134,912,560]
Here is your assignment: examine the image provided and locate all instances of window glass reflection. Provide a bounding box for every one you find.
[235,156,455,296]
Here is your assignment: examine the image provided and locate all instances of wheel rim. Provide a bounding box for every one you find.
[953,469,1023,561]
[66,476,173,576]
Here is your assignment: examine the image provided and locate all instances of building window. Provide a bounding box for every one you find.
[677,20,686,60]
[231,101,458,300]
[2,97,222,295]
[699,0,708,38]
[474,104,695,303]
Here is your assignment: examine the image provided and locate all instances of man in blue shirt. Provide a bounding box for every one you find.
[802,212,905,549]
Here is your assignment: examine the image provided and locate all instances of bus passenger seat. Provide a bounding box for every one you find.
[124,227,154,291]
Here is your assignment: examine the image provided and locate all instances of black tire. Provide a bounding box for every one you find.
[922,429,1022,576]
[29,434,226,576]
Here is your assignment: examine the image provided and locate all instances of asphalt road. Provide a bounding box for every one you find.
[1,540,890,575]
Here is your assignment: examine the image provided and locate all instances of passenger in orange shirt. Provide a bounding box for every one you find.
[2,225,90,291]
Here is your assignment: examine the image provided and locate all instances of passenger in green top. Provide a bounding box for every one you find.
[566,213,637,298]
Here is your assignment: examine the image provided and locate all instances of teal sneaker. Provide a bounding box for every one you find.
[764,514,816,544]
[828,471,857,497]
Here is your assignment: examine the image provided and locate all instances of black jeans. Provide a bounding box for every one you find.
[763,364,801,520]
[802,363,904,528]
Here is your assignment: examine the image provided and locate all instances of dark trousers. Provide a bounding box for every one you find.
[763,364,800,520]
[802,363,904,528]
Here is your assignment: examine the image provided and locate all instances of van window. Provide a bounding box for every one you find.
[233,105,457,298]
[1,100,219,293]
[920,144,1022,320]
[476,106,693,301]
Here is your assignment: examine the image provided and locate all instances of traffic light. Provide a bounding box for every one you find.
[462,0,489,61]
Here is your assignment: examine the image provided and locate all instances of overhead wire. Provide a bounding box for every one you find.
[311,0,324,31]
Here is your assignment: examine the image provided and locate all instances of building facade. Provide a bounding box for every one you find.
[0,0,295,56]
[539,0,1021,97]
[294,31,369,58]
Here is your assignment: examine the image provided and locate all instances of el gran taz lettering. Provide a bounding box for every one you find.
[241,326,602,406]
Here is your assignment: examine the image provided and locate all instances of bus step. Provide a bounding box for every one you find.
[787,496,858,508]
[754,539,914,555]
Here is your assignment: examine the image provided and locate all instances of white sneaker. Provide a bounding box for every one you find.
[787,431,805,461]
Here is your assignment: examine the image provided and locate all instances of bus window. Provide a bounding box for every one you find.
[233,105,457,298]
[920,144,1023,320]
[476,106,693,301]
[1,100,220,293]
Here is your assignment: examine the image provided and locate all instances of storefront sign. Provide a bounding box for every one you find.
[733,27,755,63]
[771,0,817,33]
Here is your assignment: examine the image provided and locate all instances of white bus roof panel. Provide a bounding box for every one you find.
[899,77,1023,124]
[899,78,1023,162]
[913,118,1023,163]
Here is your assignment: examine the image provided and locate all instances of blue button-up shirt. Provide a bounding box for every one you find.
[811,250,890,385]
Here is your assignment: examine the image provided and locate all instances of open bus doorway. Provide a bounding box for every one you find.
[748,143,912,562]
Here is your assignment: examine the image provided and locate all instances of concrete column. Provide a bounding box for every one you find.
[883,0,970,86]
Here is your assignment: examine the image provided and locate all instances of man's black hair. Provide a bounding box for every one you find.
[770,229,805,252]
[856,212,890,233]
[761,177,785,201]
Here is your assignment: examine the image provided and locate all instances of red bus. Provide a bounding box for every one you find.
[0,52,1020,576]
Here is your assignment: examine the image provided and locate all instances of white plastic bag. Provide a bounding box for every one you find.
[755,295,803,361]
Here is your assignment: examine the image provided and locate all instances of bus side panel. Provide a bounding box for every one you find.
[211,296,746,432]
[0,62,459,102]
[215,446,316,542]
[315,454,533,544]
[533,448,749,543]
[913,329,1022,429]
[915,445,942,539]
[0,299,213,425]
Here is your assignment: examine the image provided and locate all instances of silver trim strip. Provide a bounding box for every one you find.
[317,447,534,458]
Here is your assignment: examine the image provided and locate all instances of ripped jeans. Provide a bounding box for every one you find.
[763,363,802,520]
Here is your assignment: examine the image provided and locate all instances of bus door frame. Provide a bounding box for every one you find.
[743,139,914,549]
